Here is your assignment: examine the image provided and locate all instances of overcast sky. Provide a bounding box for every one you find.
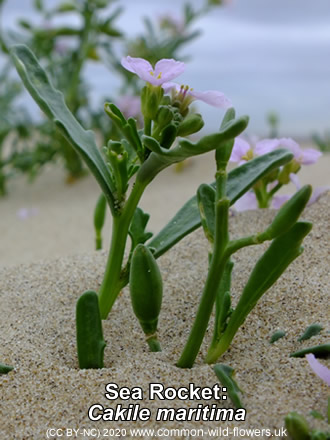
[1,0,330,137]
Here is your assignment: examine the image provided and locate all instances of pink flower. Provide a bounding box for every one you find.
[116,95,142,120]
[306,354,330,386]
[163,82,231,109]
[16,207,39,220]
[233,191,258,211]
[278,138,322,165]
[271,194,291,210]
[121,56,185,86]
[272,173,330,209]
[158,13,184,34]
[230,137,282,164]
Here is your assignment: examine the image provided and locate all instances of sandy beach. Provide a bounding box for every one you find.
[0,150,329,268]
[0,156,329,438]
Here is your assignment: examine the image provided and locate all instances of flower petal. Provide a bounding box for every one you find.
[230,137,251,163]
[289,173,301,190]
[116,95,141,119]
[162,81,180,93]
[271,194,291,209]
[189,90,232,109]
[300,148,322,165]
[306,354,330,386]
[234,191,258,211]
[121,56,154,83]
[278,137,301,155]
[154,59,185,84]
[308,186,330,205]
[255,138,281,156]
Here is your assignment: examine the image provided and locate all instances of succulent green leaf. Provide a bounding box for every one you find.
[290,344,330,358]
[207,222,312,362]
[129,244,163,339]
[0,363,14,374]
[76,290,106,369]
[197,184,216,243]
[211,259,234,347]
[149,149,294,258]
[298,324,323,342]
[94,193,107,250]
[258,185,312,241]
[228,222,312,327]
[10,45,116,213]
[213,364,243,408]
[309,410,324,420]
[284,412,310,440]
[270,330,286,344]
[142,115,248,162]
[128,207,153,249]
[310,431,328,440]
[220,107,236,127]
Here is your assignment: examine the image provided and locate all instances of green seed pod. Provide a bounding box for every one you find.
[94,193,107,250]
[284,412,310,440]
[258,185,312,241]
[160,123,177,149]
[0,363,14,374]
[129,244,163,336]
[76,290,106,369]
[177,113,204,137]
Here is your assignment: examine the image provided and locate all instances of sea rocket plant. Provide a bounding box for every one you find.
[11,45,313,371]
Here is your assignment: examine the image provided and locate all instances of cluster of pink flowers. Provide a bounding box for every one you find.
[230,136,327,211]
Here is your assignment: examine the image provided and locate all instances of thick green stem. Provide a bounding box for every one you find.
[146,335,162,352]
[225,235,260,256]
[98,180,147,319]
[144,118,152,136]
[205,301,249,363]
[177,198,230,368]
[267,181,283,199]
[254,181,269,208]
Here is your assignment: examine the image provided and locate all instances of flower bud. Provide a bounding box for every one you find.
[156,106,174,128]
[278,161,301,184]
[141,84,164,120]
[284,412,310,440]
[160,123,177,149]
[177,113,204,137]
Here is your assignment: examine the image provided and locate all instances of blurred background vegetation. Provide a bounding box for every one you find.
[0,0,329,196]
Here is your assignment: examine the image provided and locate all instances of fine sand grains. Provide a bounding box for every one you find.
[0,193,329,439]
